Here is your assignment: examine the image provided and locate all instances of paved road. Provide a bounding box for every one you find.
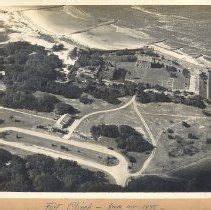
[1,96,195,186]
[0,96,154,186]
[0,126,129,186]
[63,95,136,139]
[0,137,128,182]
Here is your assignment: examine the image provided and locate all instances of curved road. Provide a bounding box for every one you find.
[63,95,136,139]
[0,96,206,186]
[0,96,150,186]
[0,126,129,186]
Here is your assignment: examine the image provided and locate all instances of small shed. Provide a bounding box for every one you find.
[53,114,74,129]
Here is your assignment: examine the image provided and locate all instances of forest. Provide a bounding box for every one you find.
[0,149,210,192]
[90,124,154,152]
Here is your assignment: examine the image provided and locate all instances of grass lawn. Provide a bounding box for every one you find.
[0,144,33,157]
[2,130,117,166]
[0,109,55,131]
[144,117,210,175]
[76,103,145,134]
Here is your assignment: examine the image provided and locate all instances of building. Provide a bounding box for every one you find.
[53,114,74,130]
[207,70,211,101]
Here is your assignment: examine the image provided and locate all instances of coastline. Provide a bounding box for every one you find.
[0,7,209,94]
[21,8,209,68]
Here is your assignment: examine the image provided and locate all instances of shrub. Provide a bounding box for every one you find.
[54,102,79,115]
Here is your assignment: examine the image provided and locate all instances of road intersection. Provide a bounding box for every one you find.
[0,96,206,186]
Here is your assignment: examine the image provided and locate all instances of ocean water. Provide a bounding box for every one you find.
[22,6,211,63]
[73,6,211,57]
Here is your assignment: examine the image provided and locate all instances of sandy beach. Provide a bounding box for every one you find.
[1,7,209,66]
[19,7,209,69]
[0,6,210,94]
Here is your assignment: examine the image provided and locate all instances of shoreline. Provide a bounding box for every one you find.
[1,8,208,69]
[0,8,209,95]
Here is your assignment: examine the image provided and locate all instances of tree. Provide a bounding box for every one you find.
[112,68,127,81]
[126,175,187,192]
[3,174,32,192]
[90,124,153,153]
[54,102,79,115]
[0,149,12,166]
[90,125,102,139]
[25,154,55,176]
[35,93,59,112]
[52,44,64,52]
[33,174,62,192]
[79,94,94,104]
[69,47,78,59]
[182,69,190,78]
[100,124,119,138]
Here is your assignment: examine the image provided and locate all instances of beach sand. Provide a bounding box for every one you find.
[20,8,208,69]
[0,6,209,94]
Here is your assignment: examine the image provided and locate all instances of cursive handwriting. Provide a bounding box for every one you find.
[45,202,63,210]
[44,201,164,210]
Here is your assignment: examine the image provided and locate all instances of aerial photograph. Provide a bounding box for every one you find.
[0,5,210,192]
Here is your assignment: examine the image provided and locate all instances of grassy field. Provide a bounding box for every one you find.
[103,52,190,90]
[144,117,210,175]
[2,130,117,166]
[54,93,130,116]
[76,103,145,134]
[136,102,205,141]
[73,103,151,172]
[171,158,211,179]
[138,102,204,117]
[127,151,151,173]
[0,144,33,157]
[0,109,55,130]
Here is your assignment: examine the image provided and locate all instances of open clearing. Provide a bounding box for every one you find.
[0,109,58,138]
[1,130,117,166]
[144,117,210,175]
[0,109,54,130]
[137,102,204,117]
[53,93,131,116]
[0,144,33,157]
[72,100,152,174]
[75,103,146,135]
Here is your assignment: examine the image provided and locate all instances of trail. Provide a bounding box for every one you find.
[63,95,136,139]
[133,100,156,146]
[0,106,55,122]
[0,126,129,186]
[129,99,157,178]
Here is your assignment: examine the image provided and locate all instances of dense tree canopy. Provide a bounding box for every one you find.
[91,124,154,153]
[54,102,80,115]
[0,149,210,192]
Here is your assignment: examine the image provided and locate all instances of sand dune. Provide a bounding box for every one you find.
[0,7,209,77]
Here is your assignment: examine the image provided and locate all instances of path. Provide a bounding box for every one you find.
[0,106,55,122]
[0,126,129,186]
[63,95,136,139]
[133,100,156,146]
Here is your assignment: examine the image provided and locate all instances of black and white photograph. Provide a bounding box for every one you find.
[0,4,210,193]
